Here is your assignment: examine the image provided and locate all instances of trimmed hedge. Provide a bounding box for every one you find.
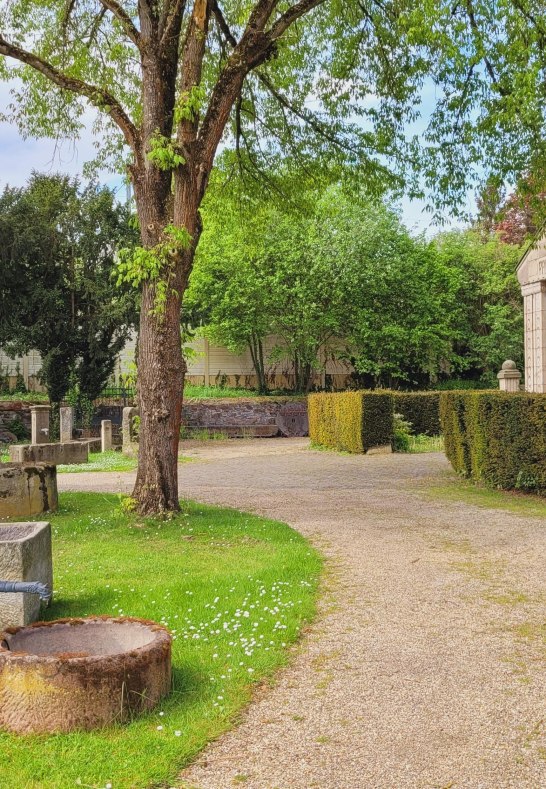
[308,391,393,453]
[392,392,441,436]
[440,391,546,494]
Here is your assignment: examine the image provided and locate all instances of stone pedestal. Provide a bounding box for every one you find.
[101,420,112,452]
[517,242,546,392]
[122,407,139,457]
[30,405,50,445]
[59,407,74,443]
[0,464,58,519]
[0,521,52,629]
[497,360,522,392]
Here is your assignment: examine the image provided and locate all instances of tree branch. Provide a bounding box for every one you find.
[198,0,324,186]
[0,34,140,153]
[256,70,358,153]
[246,1,280,31]
[160,0,188,50]
[99,0,142,50]
[268,0,325,39]
[177,0,210,147]
[210,0,237,46]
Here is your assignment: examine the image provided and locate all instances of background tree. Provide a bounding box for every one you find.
[432,230,523,383]
[476,175,546,246]
[190,182,474,390]
[0,0,434,513]
[0,173,137,409]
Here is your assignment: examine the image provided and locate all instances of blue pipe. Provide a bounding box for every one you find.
[0,581,51,602]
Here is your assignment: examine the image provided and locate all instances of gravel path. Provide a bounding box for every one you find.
[59,439,546,789]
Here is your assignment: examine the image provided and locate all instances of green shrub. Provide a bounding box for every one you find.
[7,416,28,441]
[434,379,491,391]
[308,391,393,453]
[392,392,441,436]
[393,412,412,452]
[440,391,546,494]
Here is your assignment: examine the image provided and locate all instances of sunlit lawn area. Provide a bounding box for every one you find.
[57,450,138,473]
[0,492,322,789]
[0,451,191,471]
[423,474,546,518]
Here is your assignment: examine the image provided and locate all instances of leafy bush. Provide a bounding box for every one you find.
[392,392,441,436]
[7,416,28,442]
[434,379,490,391]
[440,391,546,494]
[308,391,393,453]
[393,412,412,452]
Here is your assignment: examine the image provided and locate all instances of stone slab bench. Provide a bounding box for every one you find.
[9,441,88,465]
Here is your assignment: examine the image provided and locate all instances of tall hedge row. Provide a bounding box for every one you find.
[392,392,441,436]
[440,391,546,493]
[308,391,394,453]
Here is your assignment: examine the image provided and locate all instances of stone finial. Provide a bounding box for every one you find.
[497,360,522,392]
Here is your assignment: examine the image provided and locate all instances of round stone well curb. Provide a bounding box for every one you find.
[0,616,172,733]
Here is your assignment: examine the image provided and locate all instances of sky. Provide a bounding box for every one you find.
[0,77,472,236]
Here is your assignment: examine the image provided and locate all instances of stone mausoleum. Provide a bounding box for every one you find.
[518,237,546,393]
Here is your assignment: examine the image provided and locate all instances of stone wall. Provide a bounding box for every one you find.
[181,398,309,437]
[0,402,33,436]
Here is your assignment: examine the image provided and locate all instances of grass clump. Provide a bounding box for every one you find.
[184,384,256,399]
[0,492,321,789]
[0,392,49,402]
[57,450,138,473]
[423,475,546,518]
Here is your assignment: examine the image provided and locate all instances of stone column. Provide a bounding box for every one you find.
[521,281,546,393]
[59,407,74,443]
[517,240,546,393]
[101,420,112,452]
[497,360,522,392]
[30,405,50,445]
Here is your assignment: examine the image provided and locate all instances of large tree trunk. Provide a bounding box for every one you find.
[131,168,201,515]
[132,280,185,514]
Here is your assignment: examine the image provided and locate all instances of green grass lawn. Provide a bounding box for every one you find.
[406,434,444,453]
[0,493,322,789]
[0,451,190,471]
[424,474,546,518]
[184,384,257,399]
[57,450,138,473]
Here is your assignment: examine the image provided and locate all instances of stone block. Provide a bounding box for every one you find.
[0,464,58,520]
[101,420,112,452]
[30,405,51,445]
[366,444,393,456]
[9,441,88,465]
[122,407,139,456]
[59,407,74,442]
[0,521,52,629]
